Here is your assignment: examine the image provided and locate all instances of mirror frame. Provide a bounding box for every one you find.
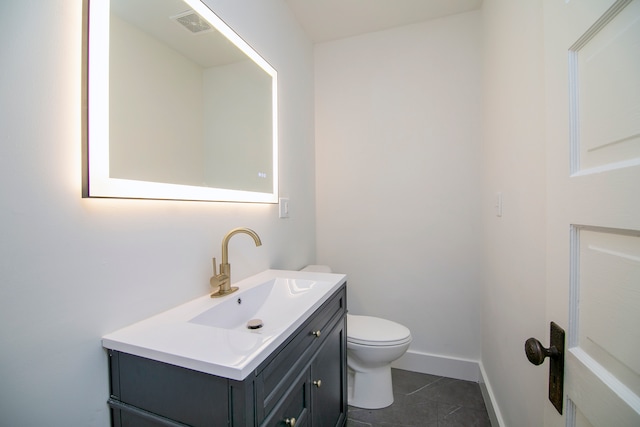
[82,0,278,203]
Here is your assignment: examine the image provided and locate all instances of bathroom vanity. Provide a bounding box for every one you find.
[103,270,347,427]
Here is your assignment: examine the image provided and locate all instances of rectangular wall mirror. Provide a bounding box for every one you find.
[83,0,278,202]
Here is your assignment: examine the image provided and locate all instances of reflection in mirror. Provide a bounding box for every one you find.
[83,0,278,202]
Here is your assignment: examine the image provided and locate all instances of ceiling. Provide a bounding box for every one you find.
[284,0,483,43]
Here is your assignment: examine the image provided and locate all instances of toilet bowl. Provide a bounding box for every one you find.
[300,265,412,409]
[347,314,412,409]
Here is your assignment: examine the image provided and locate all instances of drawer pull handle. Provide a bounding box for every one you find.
[285,417,296,426]
[313,379,322,388]
[312,330,321,338]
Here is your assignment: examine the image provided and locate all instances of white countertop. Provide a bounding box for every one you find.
[102,269,346,380]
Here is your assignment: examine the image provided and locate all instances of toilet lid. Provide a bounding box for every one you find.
[347,314,412,346]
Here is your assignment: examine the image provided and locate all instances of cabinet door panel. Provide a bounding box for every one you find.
[260,369,310,427]
[311,318,346,427]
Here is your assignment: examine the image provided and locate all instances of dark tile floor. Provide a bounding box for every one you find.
[347,369,491,427]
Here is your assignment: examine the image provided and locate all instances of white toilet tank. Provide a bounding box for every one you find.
[300,265,332,273]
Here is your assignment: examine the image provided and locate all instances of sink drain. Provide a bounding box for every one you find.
[246,319,263,330]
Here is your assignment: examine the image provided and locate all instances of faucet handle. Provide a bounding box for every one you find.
[212,257,218,276]
[210,273,229,287]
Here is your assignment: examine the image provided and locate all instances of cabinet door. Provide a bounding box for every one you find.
[310,318,346,427]
[260,368,310,427]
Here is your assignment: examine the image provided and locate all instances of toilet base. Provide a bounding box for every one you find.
[348,366,394,409]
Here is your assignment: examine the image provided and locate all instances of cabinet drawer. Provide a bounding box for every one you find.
[109,351,229,427]
[258,286,345,415]
[260,369,309,427]
[110,401,192,427]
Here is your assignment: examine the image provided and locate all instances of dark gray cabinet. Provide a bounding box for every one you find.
[107,284,347,427]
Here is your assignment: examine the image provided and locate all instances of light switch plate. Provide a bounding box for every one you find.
[279,198,290,218]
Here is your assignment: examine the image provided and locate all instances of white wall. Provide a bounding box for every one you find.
[480,0,547,425]
[0,1,314,426]
[110,13,205,185]
[315,11,483,373]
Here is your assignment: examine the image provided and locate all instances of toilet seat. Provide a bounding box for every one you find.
[347,314,412,346]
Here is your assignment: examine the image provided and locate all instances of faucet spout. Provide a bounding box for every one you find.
[221,227,262,265]
[210,227,262,298]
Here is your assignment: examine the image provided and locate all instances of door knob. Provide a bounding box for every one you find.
[524,321,565,415]
[525,337,559,365]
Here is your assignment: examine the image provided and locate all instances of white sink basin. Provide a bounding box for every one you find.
[102,269,346,380]
[189,278,326,333]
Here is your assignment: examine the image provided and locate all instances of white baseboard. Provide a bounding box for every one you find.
[478,362,506,427]
[390,349,480,382]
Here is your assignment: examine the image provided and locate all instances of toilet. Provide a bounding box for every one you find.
[301,265,412,409]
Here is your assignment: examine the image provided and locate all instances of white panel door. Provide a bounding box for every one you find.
[544,0,640,426]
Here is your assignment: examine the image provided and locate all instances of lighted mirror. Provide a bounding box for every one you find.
[83,0,278,202]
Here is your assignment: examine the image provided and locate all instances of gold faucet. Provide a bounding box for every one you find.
[210,227,262,298]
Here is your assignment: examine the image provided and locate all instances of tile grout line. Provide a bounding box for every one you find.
[406,376,446,396]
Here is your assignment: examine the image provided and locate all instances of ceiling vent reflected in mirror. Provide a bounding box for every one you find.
[171,10,214,34]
